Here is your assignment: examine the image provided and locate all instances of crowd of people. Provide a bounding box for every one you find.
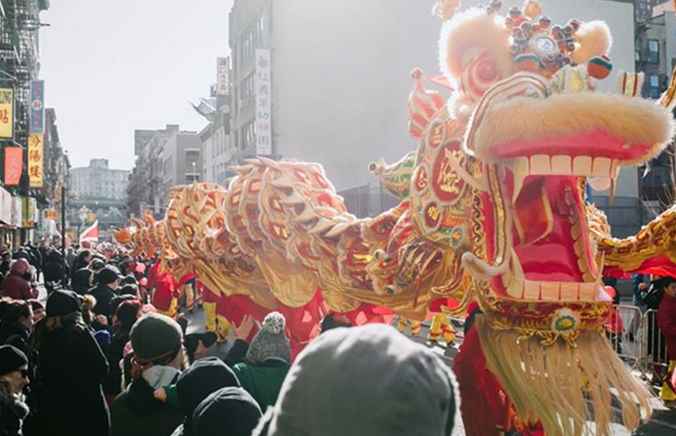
[0,242,460,436]
[0,240,674,435]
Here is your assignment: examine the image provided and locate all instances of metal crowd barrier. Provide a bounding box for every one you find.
[640,309,669,383]
[605,306,669,383]
[607,304,644,370]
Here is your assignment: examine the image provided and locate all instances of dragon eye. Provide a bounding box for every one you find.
[532,36,557,56]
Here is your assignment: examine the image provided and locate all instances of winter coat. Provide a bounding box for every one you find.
[233,359,289,409]
[72,267,93,295]
[43,259,67,284]
[90,284,116,320]
[657,293,676,361]
[111,376,183,436]
[0,322,37,380]
[0,260,11,278]
[0,382,29,436]
[37,320,110,436]
[104,328,131,397]
[0,274,36,301]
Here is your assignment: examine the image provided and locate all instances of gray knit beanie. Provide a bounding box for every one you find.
[245,312,291,364]
[130,313,183,363]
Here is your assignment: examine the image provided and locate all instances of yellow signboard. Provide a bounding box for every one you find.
[28,133,44,188]
[0,88,13,138]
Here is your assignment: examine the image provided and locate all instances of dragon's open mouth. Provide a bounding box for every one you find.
[471,84,674,303]
[484,127,668,302]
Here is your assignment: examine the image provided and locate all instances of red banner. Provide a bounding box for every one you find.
[4,147,22,186]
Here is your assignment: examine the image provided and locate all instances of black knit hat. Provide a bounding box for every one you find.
[192,387,262,436]
[176,357,240,418]
[97,265,122,285]
[46,289,82,317]
[130,313,183,363]
[0,345,28,376]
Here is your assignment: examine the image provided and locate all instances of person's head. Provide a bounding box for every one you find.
[319,313,352,334]
[176,357,241,425]
[120,274,138,286]
[77,249,92,265]
[89,258,106,272]
[130,313,185,370]
[246,312,291,365]
[119,259,133,275]
[81,294,97,325]
[28,299,45,324]
[114,299,142,331]
[118,284,139,298]
[9,258,30,276]
[96,265,122,289]
[192,387,262,436]
[184,332,218,363]
[252,324,458,436]
[1,300,33,332]
[0,345,29,395]
[665,277,676,297]
[45,289,83,331]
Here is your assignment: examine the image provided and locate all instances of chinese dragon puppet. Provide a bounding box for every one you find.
[116,1,676,434]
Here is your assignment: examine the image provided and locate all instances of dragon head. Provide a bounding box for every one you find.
[401,1,674,431]
[427,1,674,330]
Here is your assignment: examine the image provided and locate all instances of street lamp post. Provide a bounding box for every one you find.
[58,153,69,260]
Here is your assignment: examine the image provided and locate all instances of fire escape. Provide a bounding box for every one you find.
[0,0,48,193]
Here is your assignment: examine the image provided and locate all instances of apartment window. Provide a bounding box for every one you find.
[241,28,255,65]
[239,73,255,108]
[241,121,255,150]
[648,74,661,99]
[646,39,660,64]
[256,16,265,45]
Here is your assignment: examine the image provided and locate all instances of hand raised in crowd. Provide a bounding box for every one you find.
[235,314,258,341]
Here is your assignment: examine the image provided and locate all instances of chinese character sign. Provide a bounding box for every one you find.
[217,57,229,96]
[0,88,14,139]
[28,133,44,188]
[30,80,45,134]
[4,147,23,186]
[255,49,272,156]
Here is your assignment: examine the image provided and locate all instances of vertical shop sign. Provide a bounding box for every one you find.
[29,80,45,134]
[28,133,44,188]
[217,57,229,96]
[0,88,13,138]
[255,49,272,156]
[4,147,23,186]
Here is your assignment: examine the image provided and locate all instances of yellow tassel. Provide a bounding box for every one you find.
[476,316,652,436]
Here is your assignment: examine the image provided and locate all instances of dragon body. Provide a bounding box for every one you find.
[117,2,676,434]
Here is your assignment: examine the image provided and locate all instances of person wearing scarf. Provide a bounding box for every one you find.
[37,290,111,436]
[111,313,186,436]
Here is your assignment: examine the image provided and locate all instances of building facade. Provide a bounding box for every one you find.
[200,111,233,185]
[196,57,234,186]
[227,0,646,235]
[127,125,201,218]
[69,159,129,232]
[635,0,666,21]
[0,0,52,246]
[634,6,676,221]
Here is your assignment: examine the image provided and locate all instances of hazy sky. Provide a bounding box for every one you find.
[40,0,234,171]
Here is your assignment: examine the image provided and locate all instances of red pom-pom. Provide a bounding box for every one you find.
[588,55,612,79]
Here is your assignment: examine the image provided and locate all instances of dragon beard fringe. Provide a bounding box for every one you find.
[476,317,652,436]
